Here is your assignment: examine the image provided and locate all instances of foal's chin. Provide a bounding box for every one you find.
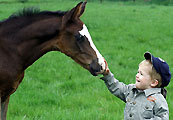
[89,65,103,76]
[73,59,102,76]
[78,64,99,76]
[89,71,99,76]
[89,68,105,76]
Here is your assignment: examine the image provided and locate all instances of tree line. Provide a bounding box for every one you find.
[96,0,171,6]
[16,0,172,6]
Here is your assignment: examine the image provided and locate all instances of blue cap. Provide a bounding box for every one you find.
[144,52,171,87]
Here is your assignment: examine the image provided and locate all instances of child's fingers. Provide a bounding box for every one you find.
[103,58,110,75]
[103,58,108,68]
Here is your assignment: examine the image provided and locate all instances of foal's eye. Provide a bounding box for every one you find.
[75,34,85,43]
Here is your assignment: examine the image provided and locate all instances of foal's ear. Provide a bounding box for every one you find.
[62,1,87,27]
[72,1,87,18]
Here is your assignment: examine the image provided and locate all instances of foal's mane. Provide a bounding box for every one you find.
[10,7,41,18]
[10,7,67,18]
[1,7,68,24]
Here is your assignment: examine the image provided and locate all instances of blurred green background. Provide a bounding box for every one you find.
[0,0,173,119]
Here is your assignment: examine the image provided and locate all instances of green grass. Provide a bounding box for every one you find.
[0,0,173,119]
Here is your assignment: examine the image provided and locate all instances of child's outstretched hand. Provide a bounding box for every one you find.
[102,58,110,76]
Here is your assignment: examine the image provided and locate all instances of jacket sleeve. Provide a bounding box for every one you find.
[101,72,134,102]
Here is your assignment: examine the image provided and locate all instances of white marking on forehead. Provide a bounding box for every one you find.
[79,24,105,71]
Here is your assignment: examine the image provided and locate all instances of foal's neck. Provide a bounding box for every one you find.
[17,18,61,70]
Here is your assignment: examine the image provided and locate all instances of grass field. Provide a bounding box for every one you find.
[0,0,173,120]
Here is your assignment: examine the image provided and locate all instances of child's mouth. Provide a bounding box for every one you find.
[136,79,140,82]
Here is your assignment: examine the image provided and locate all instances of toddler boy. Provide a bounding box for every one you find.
[101,52,171,119]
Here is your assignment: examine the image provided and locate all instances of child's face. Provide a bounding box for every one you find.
[135,60,153,90]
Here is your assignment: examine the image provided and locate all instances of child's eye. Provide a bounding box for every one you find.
[140,72,143,75]
[137,70,143,75]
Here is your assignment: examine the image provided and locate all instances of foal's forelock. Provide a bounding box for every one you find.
[79,24,105,72]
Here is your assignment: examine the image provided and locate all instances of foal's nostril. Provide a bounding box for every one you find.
[100,66,102,70]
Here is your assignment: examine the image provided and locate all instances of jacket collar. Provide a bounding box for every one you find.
[144,88,161,97]
[132,86,161,97]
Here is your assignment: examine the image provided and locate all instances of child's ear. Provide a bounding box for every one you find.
[151,79,158,87]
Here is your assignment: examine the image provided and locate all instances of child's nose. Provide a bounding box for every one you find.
[136,73,139,78]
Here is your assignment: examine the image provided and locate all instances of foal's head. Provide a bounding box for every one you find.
[58,2,105,76]
[0,1,105,76]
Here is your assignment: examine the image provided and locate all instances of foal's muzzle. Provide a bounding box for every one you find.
[89,59,102,76]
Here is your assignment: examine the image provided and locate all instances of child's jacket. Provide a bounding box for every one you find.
[101,72,169,120]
